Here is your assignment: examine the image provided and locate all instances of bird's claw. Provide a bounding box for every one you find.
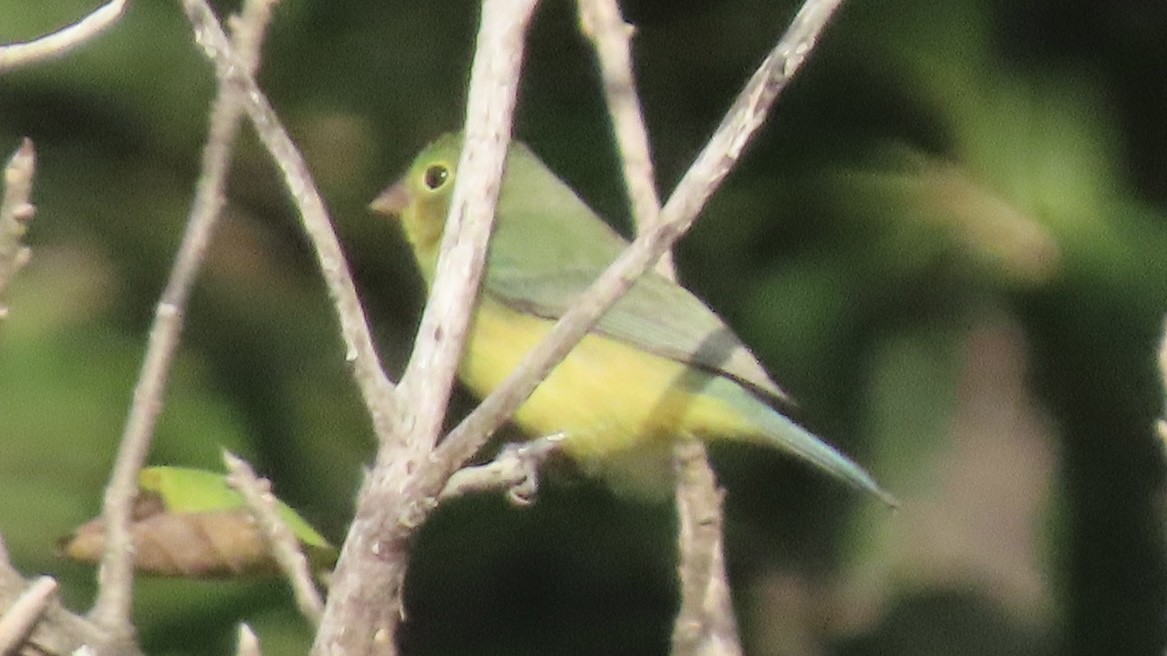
[500,433,565,507]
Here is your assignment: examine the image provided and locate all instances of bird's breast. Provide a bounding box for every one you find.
[459,297,754,465]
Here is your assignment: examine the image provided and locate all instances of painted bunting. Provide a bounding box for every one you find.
[372,133,892,504]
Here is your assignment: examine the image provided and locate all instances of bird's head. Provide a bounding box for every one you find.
[370,133,463,283]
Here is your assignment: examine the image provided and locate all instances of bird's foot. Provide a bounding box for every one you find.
[499,433,564,506]
[439,433,565,506]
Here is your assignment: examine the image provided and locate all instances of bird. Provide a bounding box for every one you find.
[371,132,893,505]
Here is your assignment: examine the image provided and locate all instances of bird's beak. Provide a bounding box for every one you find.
[369,179,410,218]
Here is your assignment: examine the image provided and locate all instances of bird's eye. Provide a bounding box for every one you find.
[423,164,449,191]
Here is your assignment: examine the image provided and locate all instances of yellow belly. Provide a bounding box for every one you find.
[459,298,751,469]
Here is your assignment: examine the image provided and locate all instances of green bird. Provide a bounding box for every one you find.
[372,133,892,504]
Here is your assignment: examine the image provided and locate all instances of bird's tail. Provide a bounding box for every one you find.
[722,386,898,507]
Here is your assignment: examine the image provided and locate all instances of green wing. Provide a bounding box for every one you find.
[487,143,787,402]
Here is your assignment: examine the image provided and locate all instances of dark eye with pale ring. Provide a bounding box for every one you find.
[423,164,449,191]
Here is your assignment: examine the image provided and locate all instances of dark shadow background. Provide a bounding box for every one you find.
[1,0,1166,654]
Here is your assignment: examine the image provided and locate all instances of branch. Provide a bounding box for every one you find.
[311,1,541,653]
[0,0,127,71]
[0,139,36,319]
[90,0,279,643]
[0,577,57,655]
[176,0,398,442]
[1158,316,1167,446]
[671,441,742,656]
[579,2,744,651]
[663,0,844,226]
[396,0,536,451]
[235,624,262,656]
[223,451,324,626]
[0,536,143,656]
[577,0,671,276]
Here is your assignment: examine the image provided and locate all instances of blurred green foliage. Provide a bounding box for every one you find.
[1,0,1165,654]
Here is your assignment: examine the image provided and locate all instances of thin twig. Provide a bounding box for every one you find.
[0,0,127,71]
[311,2,541,653]
[578,5,742,644]
[666,5,848,651]
[0,139,36,319]
[1157,317,1167,447]
[176,0,398,442]
[0,577,58,655]
[579,2,743,649]
[577,0,672,277]
[396,0,536,451]
[223,451,324,625]
[662,0,844,228]
[0,537,141,656]
[671,440,742,656]
[89,0,279,642]
[235,623,262,656]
